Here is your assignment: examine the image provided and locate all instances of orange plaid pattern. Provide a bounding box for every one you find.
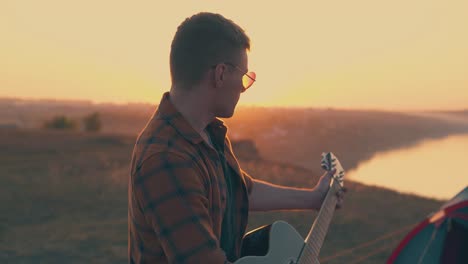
[128,92,254,263]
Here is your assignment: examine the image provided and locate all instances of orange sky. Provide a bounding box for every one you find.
[1,0,467,110]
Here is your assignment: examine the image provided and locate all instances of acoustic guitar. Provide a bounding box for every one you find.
[235,152,345,264]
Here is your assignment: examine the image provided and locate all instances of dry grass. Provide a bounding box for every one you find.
[0,127,446,263]
[4,101,466,263]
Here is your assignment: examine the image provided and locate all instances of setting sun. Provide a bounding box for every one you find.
[2,0,467,110]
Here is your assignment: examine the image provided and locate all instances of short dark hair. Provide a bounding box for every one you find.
[170,12,250,88]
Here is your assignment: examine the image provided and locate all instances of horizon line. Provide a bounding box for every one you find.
[0,95,466,113]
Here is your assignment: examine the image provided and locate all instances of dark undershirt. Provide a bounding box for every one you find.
[206,130,238,262]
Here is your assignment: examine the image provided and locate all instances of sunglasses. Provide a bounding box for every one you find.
[212,62,257,91]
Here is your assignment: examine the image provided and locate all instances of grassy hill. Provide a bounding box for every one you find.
[0,128,444,263]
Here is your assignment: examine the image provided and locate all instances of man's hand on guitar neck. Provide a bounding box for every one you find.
[314,168,347,209]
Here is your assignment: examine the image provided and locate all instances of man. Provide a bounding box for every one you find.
[128,12,345,264]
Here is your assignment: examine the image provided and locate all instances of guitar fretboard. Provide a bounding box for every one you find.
[298,179,341,264]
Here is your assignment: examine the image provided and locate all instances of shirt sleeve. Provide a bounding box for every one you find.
[240,169,254,195]
[132,152,231,264]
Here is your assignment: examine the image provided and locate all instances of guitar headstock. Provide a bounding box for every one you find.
[320,152,345,187]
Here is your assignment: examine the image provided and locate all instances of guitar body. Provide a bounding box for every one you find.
[236,221,305,264]
[236,152,344,264]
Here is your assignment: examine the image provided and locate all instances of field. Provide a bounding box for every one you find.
[1,99,468,263]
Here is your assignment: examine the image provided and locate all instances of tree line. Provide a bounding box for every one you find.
[43,112,102,132]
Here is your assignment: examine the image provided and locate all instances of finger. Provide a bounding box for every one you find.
[322,169,335,180]
[336,201,343,209]
[336,190,346,199]
[327,168,336,177]
[336,198,344,208]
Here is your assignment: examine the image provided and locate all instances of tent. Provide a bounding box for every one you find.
[387,186,468,264]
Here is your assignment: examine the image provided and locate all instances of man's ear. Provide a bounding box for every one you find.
[214,64,226,87]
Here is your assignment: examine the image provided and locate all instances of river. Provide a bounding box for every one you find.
[347,133,468,200]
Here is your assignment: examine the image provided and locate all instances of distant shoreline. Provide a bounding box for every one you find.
[2,97,467,181]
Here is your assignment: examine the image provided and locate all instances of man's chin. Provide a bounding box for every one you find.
[216,109,235,119]
[217,113,234,119]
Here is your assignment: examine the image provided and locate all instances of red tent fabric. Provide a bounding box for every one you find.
[387,187,468,264]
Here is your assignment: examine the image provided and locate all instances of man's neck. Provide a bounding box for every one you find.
[169,87,215,134]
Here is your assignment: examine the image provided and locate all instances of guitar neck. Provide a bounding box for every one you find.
[298,179,341,264]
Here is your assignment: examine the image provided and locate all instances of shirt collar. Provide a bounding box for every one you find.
[155,92,227,144]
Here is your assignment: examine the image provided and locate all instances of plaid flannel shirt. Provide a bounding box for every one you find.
[128,92,254,264]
